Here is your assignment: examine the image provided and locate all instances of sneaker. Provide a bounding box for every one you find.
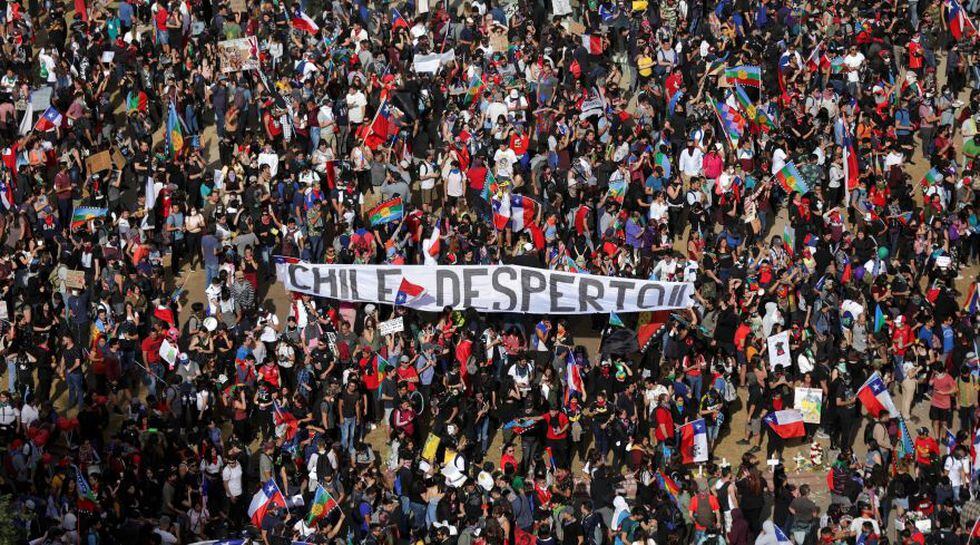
[736,439,750,445]
[748,446,761,454]
[815,430,830,439]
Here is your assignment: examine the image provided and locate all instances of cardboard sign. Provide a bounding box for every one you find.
[217,36,260,73]
[111,148,127,169]
[794,387,823,424]
[489,27,509,53]
[379,317,405,336]
[85,150,113,173]
[65,269,86,290]
[229,0,246,12]
[553,0,573,16]
[563,20,586,35]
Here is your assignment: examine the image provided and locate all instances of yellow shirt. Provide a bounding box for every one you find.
[637,55,654,77]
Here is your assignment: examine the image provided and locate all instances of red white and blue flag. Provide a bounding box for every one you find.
[857,372,899,418]
[492,194,511,230]
[972,427,980,475]
[291,9,320,34]
[946,0,977,40]
[391,7,409,29]
[362,102,396,150]
[774,525,793,545]
[764,409,806,439]
[509,194,539,232]
[248,479,287,526]
[964,282,979,315]
[34,106,63,132]
[0,179,14,210]
[679,418,709,464]
[395,277,425,305]
[563,351,585,406]
[841,119,860,195]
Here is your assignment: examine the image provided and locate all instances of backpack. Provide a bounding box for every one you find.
[863,421,881,445]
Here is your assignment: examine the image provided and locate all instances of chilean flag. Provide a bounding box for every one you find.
[563,351,585,406]
[34,107,63,132]
[764,409,806,439]
[679,419,709,464]
[395,277,425,305]
[841,120,860,194]
[774,525,793,545]
[510,194,538,232]
[492,194,511,230]
[362,102,395,150]
[972,427,980,475]
[391,7,409,30]
[291,9,320,34]
[946,0,977,40]
[857,372,899,417]
[248,479,287,526]
[581,34,604,55]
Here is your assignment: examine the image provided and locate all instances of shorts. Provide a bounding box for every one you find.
[747,417,761,435]
[929,405,952,423]
[156,29,169,45]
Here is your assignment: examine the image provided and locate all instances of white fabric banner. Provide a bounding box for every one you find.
[275,262,694,314]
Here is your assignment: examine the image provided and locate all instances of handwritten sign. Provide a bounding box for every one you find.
[65,269,86,290]
[85,151,113,173]
[794,387,823,424]
[767,329,792,370]
[379,317,405,336]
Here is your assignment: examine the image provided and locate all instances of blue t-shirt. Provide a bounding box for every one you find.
[895,109,911,136]
[941,325,954,353]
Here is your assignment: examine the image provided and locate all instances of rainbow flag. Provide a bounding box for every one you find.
[920,168,942,188]
[606,179,627,203]
[965,282,979,314]
[369,197,404,226]
[656,471,681,506]
[734,85,774,132]
[713,100,746,144]
[774,162,807,194]
[71,206,108,228]
[725,65,761,87]
[306,484,339,525]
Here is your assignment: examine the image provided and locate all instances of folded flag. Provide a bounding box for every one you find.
[34,106,63,132]
[764,409,806,439]
[306,484,339,525]
[369,197,404,226]
[679,418,709,464]
[71,206,108,228]
[395,277,425,305]
[291,9,320,34]
[774,162,808,195]
[725,65,761,87]
[248,479,287,526]
[857,371,899,418]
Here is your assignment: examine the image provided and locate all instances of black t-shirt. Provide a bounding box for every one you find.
[340,390,360,419]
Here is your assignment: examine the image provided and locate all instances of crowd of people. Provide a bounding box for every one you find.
[0,0,979,543]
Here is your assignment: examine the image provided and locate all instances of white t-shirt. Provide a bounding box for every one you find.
[843,52,865,83]
[346,91,367,124]
[944,456,969,487]
[222,463,243,497]
[494,148,518,179]
[259,313,280,343]
[445,169,465,197]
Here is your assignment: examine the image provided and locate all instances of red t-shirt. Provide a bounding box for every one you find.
[155,8,169,30]
[467,165,487,191]
[510,133,529,156]
[541,412,569,440]
[654,406,675,441]
[395,365,419,391]
[141,335,163,365]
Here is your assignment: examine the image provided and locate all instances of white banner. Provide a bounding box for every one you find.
[413,50,456,73]
[379,317,404,335]
[275,262,694,314]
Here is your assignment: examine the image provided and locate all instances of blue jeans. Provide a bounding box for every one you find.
[340,417,357,454]
[476,418,490,454]
[6,359,15,392]
[205,263,220,288]
[686,375,703,405]
[307,235,324,262]
[67,372,85,411]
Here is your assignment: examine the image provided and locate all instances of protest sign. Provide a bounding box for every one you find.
[767,330,792,370]
[794,387,823,424]
[378,317,405,336]
[276,262,695,314]
[217,37,260,73]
